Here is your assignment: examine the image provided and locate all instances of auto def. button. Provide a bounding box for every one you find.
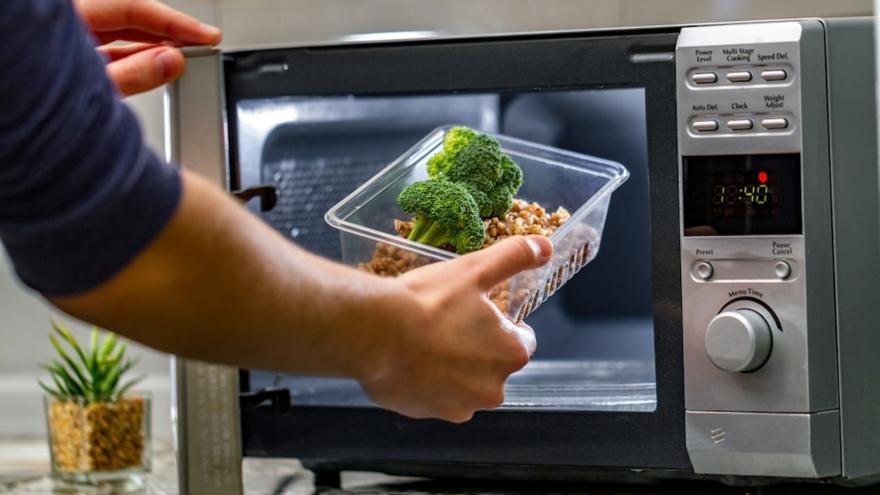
[692,120,719,132]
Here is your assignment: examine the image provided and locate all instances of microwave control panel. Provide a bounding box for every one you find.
[676,22,839,477]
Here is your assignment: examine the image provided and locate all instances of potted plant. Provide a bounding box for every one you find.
[39,320,150,487]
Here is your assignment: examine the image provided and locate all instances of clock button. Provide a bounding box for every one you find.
[727,119,754,131]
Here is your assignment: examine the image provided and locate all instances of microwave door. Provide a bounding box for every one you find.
[222,31,687,480]
[225,29,691,474]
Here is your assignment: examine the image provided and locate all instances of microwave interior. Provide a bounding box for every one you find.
[226,32,688,475]
[242,88,656,411]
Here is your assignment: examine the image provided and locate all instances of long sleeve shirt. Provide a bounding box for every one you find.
[0,0,182,296]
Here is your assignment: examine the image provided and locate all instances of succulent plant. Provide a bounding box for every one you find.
[39,320,143,404]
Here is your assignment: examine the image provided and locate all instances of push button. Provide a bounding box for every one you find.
[774,260,792,280]
[694,261,714,280]
[692,120,719,132]
[726,71,752,83]
[692,72,718,85]
[761,118,789,130]
[727,119,754,131]
[761,69,788,81]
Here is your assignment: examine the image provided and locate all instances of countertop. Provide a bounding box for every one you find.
[3,440,880,494]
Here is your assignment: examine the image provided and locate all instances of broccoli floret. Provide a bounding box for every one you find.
[463,155,522,218]
[425,126,524,220]
[500,155,523,193]
[445,134,503,191]
[486,185,514,219]
[462,185,492,218]
[397,179,485,254]
[427,126,478,178]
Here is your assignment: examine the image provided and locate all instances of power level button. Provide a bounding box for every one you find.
[694,261,714,280]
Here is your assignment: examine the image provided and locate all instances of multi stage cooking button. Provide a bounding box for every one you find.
[726,71,752,83]
[761,69,788,81]
[692,72,718,84]
[727,119,753,131]
[761,118,789,130]
[692,120,719,132]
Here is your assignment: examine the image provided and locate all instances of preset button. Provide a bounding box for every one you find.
[694,261,714,280]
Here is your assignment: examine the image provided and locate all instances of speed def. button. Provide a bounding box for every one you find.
[761,69,788,81]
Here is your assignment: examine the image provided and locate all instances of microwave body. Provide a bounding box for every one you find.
[168,18,880,493]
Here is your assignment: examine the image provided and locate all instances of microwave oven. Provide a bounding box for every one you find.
[167,17,880,493]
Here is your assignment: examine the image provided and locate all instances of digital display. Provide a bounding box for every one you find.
[683,154,802,236]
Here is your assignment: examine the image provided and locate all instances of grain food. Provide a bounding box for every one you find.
[359,199,590,320]
[47,397,147,474]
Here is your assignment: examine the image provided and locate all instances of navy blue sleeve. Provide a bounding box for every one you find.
[0,0,182,296]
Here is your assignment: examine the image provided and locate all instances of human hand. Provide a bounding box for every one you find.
[73,0,222,96]
[361,235,553,423]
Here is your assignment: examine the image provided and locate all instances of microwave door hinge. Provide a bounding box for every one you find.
[231,184,278,212]
[239,386,291,415]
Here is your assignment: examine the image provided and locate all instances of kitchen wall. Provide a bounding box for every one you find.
[0,0,872,441]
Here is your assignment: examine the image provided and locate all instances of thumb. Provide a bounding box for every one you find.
[455,236,553,291]
[105,46,185,96]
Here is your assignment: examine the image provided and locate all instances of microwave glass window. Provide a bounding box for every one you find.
[238,88,656,412]
[683,154,803,236]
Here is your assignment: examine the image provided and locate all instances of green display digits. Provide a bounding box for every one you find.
[711,183,771,206]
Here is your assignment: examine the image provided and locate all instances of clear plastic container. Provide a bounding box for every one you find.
[325,126,629,321]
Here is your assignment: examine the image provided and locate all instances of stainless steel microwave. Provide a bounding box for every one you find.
[167,17,880,493]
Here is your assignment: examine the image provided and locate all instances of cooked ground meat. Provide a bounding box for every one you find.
[357,199,578,320]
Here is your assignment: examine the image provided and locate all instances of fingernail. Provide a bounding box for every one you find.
[200,23,222,42]
[155,50,179,79]
[526,237,552,262]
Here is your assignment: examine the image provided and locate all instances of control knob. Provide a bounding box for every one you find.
[705,307,772,373]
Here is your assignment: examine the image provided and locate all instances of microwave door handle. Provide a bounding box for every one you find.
[230,184,278,212]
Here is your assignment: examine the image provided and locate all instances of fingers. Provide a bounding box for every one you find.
[105,46,185,96]
[99,42,158,62]
[504,318,537,359]
[74,0,221,45]
[458,235,553,291]
[94,29,182,46]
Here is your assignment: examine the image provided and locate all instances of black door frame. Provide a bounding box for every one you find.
[227,29,690,473]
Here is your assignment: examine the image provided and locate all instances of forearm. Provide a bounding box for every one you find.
[51,170,403,380]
